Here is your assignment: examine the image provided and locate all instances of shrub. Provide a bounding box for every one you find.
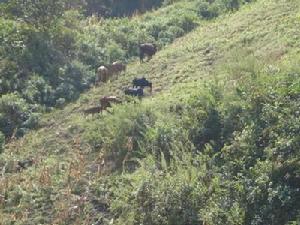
[158,30,174,44]
[146,21,167,40]
[84,0,163,17]
[0,93,39,137]
[55,97,66,108]
[168,12,197,32]
[0,131,5,153]
[167,26,185,38]
[54,60,94,103]
[105,41,126,63]
[22,74,55,105]
[223,0,241,11]
[196,2,219,19]
[83,103,159,168]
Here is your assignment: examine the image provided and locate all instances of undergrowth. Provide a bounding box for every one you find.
[0,0,299,224]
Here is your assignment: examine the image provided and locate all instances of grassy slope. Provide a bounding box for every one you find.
[1,0,300,223]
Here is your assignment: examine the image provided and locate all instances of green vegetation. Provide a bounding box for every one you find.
[84,0,163,17]
[0,0,253,139]
[1,0,300,224]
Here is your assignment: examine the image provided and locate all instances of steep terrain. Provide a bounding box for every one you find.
[1,0,300,224]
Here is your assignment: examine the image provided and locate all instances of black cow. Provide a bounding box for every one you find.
[139,43,157,63]
[124,87,144,97]
[133,77,152,93]
[16,159,34,172]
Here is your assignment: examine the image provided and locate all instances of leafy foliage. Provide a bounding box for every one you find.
[1,0,300,225]
[84,0,164,17]
[0,93,39,137]
[0,131,4,153]
[0,0,254,139]
[101,57,300,225]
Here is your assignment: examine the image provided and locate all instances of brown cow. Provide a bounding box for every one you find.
[139,43,157,63]
[110,61,126,74]
[100,96,122,110]
[83,96,121,115]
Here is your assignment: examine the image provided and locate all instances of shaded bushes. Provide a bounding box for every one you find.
[0,0,256,140]
[197,2,219,19]
[83,103,158,169]
[197,0,256,20]
[79,3,199,68]
[109,155,206,225]
[84,0,164,17]
[0,0,200,139]
[0,93,39,137]
[0,132,4,153]
[85,55,300,225]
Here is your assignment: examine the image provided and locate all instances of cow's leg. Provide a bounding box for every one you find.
[101,73,104,82]
[95,77,98,86]
[140,52,144,63]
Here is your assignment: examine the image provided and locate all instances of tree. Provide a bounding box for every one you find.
[1,0,66,29]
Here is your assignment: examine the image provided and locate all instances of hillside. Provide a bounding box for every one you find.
[1,0,300,224]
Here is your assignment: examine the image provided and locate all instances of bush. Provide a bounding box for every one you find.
[55,60,94,102]
[146,21,167,40]
[168,26,185,38]
[223,0,241,11]
[167,12,197,32]
[84,0,164,17]
[158,30,174,44]
[105,41,126,63]
[196,2,219,19]
[55,98,66,109]
[83,104,158,168]
[0,93,39,137]
[0,132,5,153]
[22,74,55,105]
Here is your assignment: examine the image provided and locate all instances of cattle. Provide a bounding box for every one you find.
[139,43,157,63]
[110,61,126,74]
[16,159,34,172]
[83,96,122,115]
[124,87,144,97]
[96,62,126,85]
[133,77,152,93]
[100,96,122,110]
[96,66,109,84]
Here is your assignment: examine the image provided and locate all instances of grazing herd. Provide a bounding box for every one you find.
[85,43,157,115]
